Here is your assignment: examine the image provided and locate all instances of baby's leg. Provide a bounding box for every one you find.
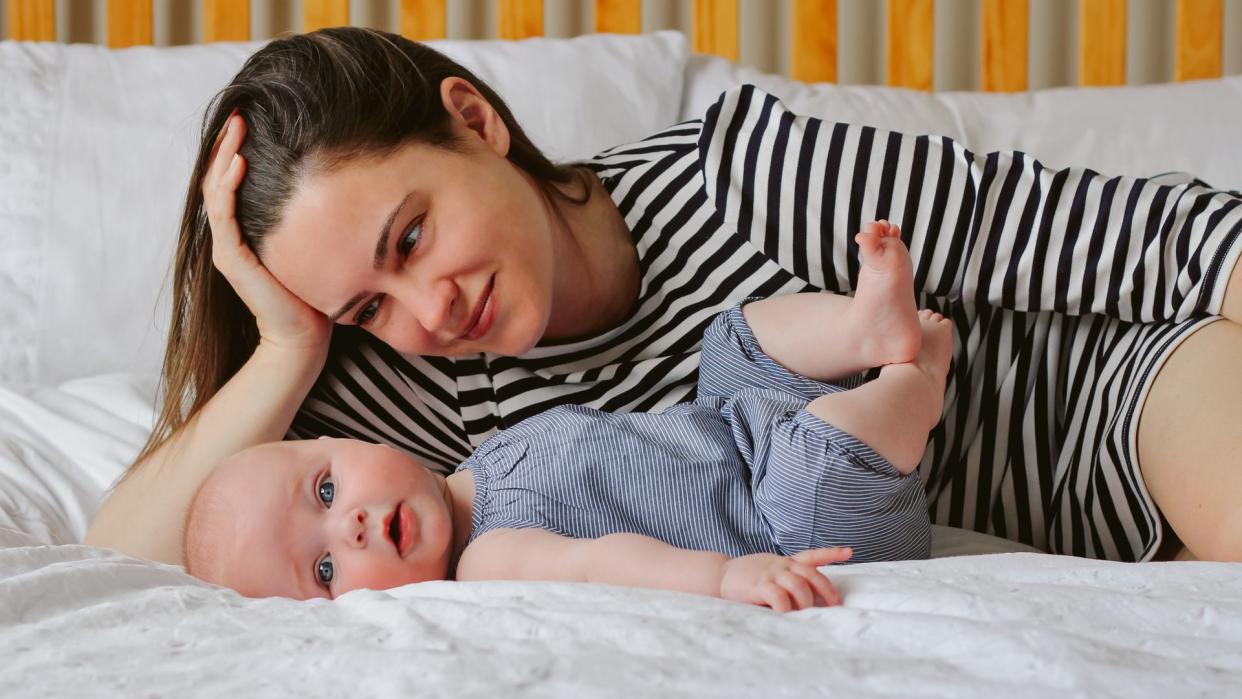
[743,221,921,382]
[805,310,953,475]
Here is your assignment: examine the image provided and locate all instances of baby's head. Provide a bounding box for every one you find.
[184,437,455,599]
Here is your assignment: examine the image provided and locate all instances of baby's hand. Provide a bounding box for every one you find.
[719,547,852,612]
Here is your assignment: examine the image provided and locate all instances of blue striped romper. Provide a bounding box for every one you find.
[457,302,931,563]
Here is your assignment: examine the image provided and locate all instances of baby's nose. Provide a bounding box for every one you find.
[341,508,367,548]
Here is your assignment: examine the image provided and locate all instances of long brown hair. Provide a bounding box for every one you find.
[130,27,590,477]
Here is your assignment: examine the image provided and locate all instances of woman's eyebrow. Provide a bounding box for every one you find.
[327,190,416,323]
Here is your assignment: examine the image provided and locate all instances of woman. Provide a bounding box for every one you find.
[86,28,1242,566]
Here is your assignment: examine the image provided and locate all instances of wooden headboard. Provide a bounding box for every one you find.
[2,0,1230,91]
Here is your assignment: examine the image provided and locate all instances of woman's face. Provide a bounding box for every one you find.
[259,80,558,357]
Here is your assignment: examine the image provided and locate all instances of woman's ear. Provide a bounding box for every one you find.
[439,77,510,158]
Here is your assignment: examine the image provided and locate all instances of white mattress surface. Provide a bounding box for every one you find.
[3,529,1240,697]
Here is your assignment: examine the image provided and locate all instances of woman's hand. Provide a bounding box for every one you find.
[719,547,852,612]
[202,112,331,356]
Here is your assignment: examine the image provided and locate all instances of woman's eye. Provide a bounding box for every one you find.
[316,554,335,587]
[399,219,423,255]
[356,297,381,326]
[317,475,335,506]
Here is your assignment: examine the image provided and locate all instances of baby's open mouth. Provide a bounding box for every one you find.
[387,505,401,552]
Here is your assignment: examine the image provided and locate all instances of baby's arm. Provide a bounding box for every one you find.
[457,528,852,612]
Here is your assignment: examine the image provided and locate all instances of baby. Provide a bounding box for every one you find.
[184,221,953,611]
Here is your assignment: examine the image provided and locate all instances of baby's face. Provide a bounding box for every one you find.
[191,438,455,599]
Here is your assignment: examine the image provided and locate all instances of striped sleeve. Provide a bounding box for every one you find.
[700,84,1242,324]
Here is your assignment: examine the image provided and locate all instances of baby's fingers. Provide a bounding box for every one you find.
[761,582,792,613]
[793,547,853,567]
[792,564,841,607]
[776,571,814,610]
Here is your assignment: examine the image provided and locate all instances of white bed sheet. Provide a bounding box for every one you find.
[1,375,1241,696]
[3,528,1240,697]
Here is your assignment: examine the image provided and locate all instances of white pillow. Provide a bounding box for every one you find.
[0,31,689,387]
[683,54,1242,189]
[0,373,157,546]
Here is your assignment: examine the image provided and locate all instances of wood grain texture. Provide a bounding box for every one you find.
[6,0,55,41]
[304,0,350,32]
[1079,0,1126,86]
[595,0,641,34]
[498,0,543,39]
[107,0,153,48]
[692,0,739,61]
[791,0,836,83]
[982,0,1028,92]
[887,0,933,90]
[1176,0,1223,81]
[203,0,250,42]
[400,0,447,40]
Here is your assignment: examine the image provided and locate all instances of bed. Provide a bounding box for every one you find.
[3,1,1242,695]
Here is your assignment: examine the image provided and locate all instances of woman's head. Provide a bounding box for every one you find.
[141,28,591,471]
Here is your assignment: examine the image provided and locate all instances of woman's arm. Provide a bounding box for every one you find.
[86,112,331,565]
[85,343,324,564]
[458,528,851,611]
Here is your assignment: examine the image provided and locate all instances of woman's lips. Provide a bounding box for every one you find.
[464,277,496,341]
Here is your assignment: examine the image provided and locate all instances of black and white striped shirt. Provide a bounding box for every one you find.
[291,85,1242,561]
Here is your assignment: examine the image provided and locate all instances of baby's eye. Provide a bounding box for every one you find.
[317,474,335,507]
[316,554,335,587]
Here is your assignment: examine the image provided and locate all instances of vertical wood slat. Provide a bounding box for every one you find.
[791,0,836,82]
[982,0,1028,92]
[595,0,641,34]
[693,0,739,61]
[6,0,55,41]
[887,0,933,90]
[1079,0,1127,85]
[498,0,544,39]
[400,0,447,40]
[204,0,250,42]
[107,0,153,48]
[1176,0,1223,81]
[304,0,350,33]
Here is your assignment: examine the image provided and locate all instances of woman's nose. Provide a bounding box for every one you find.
[396,278,456,337]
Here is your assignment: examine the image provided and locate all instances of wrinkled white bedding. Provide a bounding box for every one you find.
[4,530,1240,697]
[2,375,1241,696]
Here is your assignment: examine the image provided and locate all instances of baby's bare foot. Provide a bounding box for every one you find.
[852,221,921,365]
[911,309,954,422]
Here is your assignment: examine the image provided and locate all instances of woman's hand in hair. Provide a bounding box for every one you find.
[203,112,332,358]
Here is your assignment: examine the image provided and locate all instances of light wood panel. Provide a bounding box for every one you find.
[693,0,739,61]
[595,0,641,34]
[400,0,447,40]
[1176,0,1223,81]
[107,0,153,48]
[982,0,1028,92]
[304,0,350,32]
[7,0,55,41]
[203,0,250,42]
[1079,0,1126,86]
[887,0,933,90]
[498,0,543,39]
[791,0,836,83]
